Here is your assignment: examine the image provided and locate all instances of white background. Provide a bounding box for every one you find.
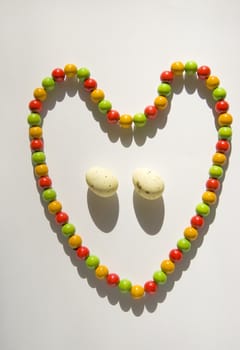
[1,0,240,349]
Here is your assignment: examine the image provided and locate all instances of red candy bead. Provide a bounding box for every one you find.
[29,99,43,113]
[160,70,174,83]
[144,280,157,294]
[76,246,90,260]
[55,211,69,225]
[216,140,230,153]
[106,273,120,286]
[38,176,52,188]
[197,66,211,80]
[206,178,220,191]
[106,110,120,124]
[169,248,183,262]
[30,138,44,151]
[52,68,65,82]
[215,100,229,114]
[191,215,205,229]
[84,78,97,92]
[144,105,158,119]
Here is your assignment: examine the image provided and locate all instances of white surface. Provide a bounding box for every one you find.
[1,0,240,349]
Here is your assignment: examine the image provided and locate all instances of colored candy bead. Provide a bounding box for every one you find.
[68,234,82,249]
[184,61,198,75]
[218,113,233,126]
[209,165,223,179]
[42,188,57,202]
[144,281,157,294]
[216,140,230,153]
[215,100,229,113]
[42,77,55,91]
[206,178,220,191]
[161,259,175,274]
[218,126,232,140]
[212,152,226,166]
[202,191,217,205]
[84,78,97,92]
[32,151,46,164]
[153,270,167,284]
[35,164,48,176]
[106,110,120,124]
[196,202,210,216]
[98,100,112,114]
[85,255,100,269]
[133,113,147,127]
[61,223,75,237]
[212,87,227,101]
[197,65,211,79]
[33,87,47,101]
[90,89,105,103]
[95,265,109,279]
[171,61,185,75]
[157,83,172,97]
[206,76,220,90]
[29,126,42,138]
[29,99,42,113]
[154,95,168,110]
[160,70,174,83]
[38,176,52,188]
[30,139,44,151]
[27,113,41,126]
[177,238,191,252]
[52,68,65,82]
[131,285,144,299]
[48,200,62,214]
[106,273,120,286]
[169,249,183,262]
[119,114,132,128]
[144,105,158,119]
[77,67,90,81]
[76,246,89,260]
[55,211,69,225]
[184,226,198,241]
[190,215,205,228]
[64,64,77,78]
[118,279,132,293]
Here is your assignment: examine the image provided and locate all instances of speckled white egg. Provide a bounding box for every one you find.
[86,167,118,198]
[132,168,164,200]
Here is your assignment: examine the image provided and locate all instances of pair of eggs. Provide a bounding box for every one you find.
[86,167,164,200]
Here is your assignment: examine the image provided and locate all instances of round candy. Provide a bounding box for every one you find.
[197,65,211,79]
[153,270,167,284]
[48,200,62,214]
[130,285,144,299]
[133,113,147,127]
[160,70,174,83]
[95,265,109,279]
[42,188,57,202]
[206,76,220,90]
[218,113,233,126]
[161,259,175,274]
[177,238,191,252]
[184,226,198,241]
[118,279,132,293]
[86,167,118,198]
[106,273,120,286]
[119,114,132,128]
[62,223,76,237]
[212,152,226,166]
[154,95,168,110]
[184,61,198,75]
[169,249,183,262]
[64,64,77,78]
[35,164,48,177]
[29,126,42,138]
[90,89,105,103]
[55,211,69,225]
[27,113,41,126]
[132,168,164,200]
[77,67,90,81]
[144,280,157,294]
[106,110,120,124]
[52,68,65,82]
[157,83,172,97]
[98,100,112,114]
[202,191,217,205]
[212,87,227,101]
[206,178,220,191]
[215,100,229,113]
[171,61,185,75]
[76,246,90,260]
[68,234,82,249]
[30,139,44,151]
[32,151,46,164]
[218,126,232,140]
[33,87,47,101]
[85,255,100,269]
[190,215,205,228]
[38,176,52,188]
[29,99,42,113]
[144,105,158,119]
[196,202,210,216]
[216,140,230,153]
[209,165,223,179]
[42,77,55,91]
[84,78,97,92]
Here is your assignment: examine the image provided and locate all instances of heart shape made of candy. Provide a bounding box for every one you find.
[27,61,232,299]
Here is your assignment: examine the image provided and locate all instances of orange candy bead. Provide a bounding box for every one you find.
[119,114,132,128]
[48,200,62,214]
[202,191,217,205]
[218,113,233,126]
[171,61,185,75]
[206,76,220,90]
[95,265,109,279]
[90,89,105,103]
[154,95,168,110]
[64,64,77,78]
[184,226,198,241]
[33,87,47,101]
[29,126,43,138]
[212,152,227,166]
[68,234,82,249]
[35,164,48,177]
[161,259,175,274]
[130,285,145,299]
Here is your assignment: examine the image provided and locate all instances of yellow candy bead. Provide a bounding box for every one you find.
[171,61,185,75]
[161,259,175,274]
[64,64,77,78]
[33,87,47,101]
[202,191,217,205]
[90,89,105,103]
[212,152,227,166]
[48,200,62,214]
[34,164,48,177]
[68,234,82,249]
[184,226,198,241]
[119,114,133,128]
[154,95,168,110]
[218,113,233,126]
[206,76,220,90]
[95,265,109,279]
[29,126,43,138]
[130,285,145,299]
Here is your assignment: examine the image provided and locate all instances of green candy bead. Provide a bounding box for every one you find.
[133,113,147,127]
[157,83,172,97]
[27,113,41,126]
[32,151,46,164]
[42,77,55,91]
[61,223,76,237]
[118,279,132,293]
[212,87,227,101]
[177,238,191,252]
[196,202,210,216]
[218,126,232,140]
[153,270,167,284]
[42,188,57,202]
[85,255,100,269]
[98,100,112,114]
[209,165,223,179]
[184,60,198,75]
[77,67,90,81]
